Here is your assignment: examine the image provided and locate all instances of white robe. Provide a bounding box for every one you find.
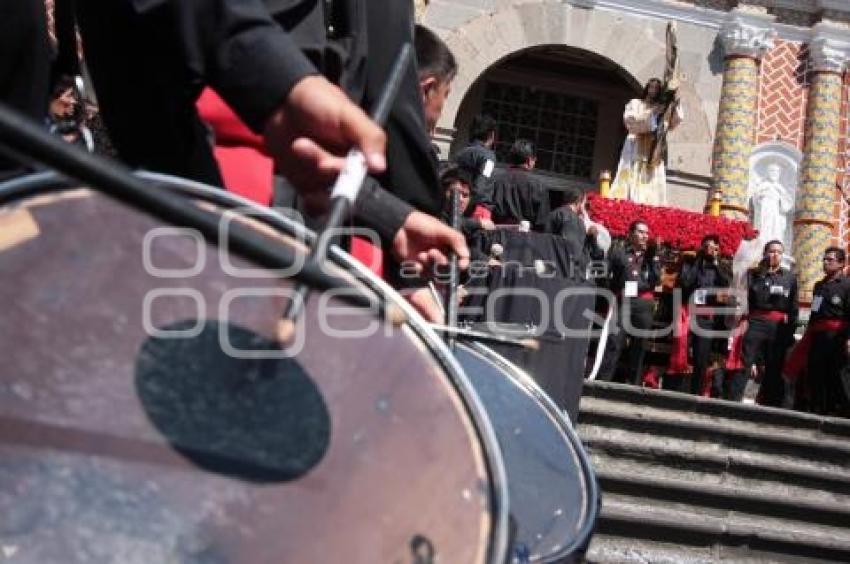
[609,99,683,206]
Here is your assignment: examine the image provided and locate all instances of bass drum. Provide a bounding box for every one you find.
[0,171,510,564]
[454,342,599,563]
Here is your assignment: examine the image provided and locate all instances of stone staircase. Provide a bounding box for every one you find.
[577,380,850,563]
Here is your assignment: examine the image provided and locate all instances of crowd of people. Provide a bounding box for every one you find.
[1,0,848,418]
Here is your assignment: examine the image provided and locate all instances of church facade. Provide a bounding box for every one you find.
[418,0,850,300]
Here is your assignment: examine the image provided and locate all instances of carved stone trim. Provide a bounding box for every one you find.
[719,11,777,60]
[809,35,850,73]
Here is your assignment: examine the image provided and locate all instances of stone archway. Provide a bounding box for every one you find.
[424,1,723,187]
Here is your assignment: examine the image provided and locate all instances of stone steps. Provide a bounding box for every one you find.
[578,380,850,562]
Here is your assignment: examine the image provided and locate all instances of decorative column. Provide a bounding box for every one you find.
[711,12,775,220]
[792,33,849,301]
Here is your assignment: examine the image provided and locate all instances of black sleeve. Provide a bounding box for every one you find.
[76,0,318,182]
[546,209,563,235]
[787,276,799,327]
[533,184,551,232]
[363,1,441,216]
[607,246,626,291]
[187,0,319,131]
[354,178,413,243]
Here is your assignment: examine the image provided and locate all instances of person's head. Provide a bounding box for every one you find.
[469,114,497,147]
[643,78,663,103]
[762,239,784,269]
[49,75,77,119]
[414,25,457,134]
[701,234,721,259]
[508,139,536,168]
[766,163,783,182]
[628,220,650,250]
[440,166,473,215]
[562,187,584,212]
[822,246,846,276]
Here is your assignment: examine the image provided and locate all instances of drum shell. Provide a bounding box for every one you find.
[454,341,599,563]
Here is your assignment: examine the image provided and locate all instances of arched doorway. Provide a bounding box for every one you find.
[450,45,640,190]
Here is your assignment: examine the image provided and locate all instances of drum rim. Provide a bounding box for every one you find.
[461,341,600,561]
[0,170,511,564]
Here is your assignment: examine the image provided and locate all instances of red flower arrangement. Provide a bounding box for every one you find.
[586,194,757,257]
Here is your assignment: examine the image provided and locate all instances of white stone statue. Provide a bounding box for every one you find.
[749,162,794,247]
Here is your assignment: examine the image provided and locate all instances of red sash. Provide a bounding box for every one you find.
[196,89,273,206]
[783,318,849,382]
[748,309,788,323]
[196,88,386,277]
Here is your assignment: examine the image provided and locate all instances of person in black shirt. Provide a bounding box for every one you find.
[0,0,52,179]
[546,188,603,281]
[743,240,798,407]
[489,139,551,231]
[72,0,470,320]
[597,220,661,384]
[454,114,498,208]
[439,166,494,238]
[677,235,730,395]
[799,247,850,414]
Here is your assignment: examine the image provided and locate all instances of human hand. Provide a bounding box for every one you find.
[392,211,470,276]
[587,224,599,237]
[263,75,386,213]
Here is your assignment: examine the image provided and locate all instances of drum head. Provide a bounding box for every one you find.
[454,342,598,563]
[0,174,507,564]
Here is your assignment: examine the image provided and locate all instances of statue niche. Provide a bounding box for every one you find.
[747,142,801,250]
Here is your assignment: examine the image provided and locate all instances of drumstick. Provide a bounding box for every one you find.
[281,43,413,330]
[427,324,540,351]
[0,102,379,312]
[445,188,461,349]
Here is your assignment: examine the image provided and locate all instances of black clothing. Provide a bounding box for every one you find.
[807,275,850,414]
[678,255,730,395]
[807,329,848,414]
[454,140,496,206]
[0,0,52,178]
[597,297,654,385]
[597,242,661,384]
[810,275,850,321]
[490,167,550,231]
[76,0,437,243]
[606,243,661,295]
[746,267,798,324]
[743,317,791,407]
[742,266,797,407]
[678,256,730,305]
[76,0,317,185]
[546,206,603,281]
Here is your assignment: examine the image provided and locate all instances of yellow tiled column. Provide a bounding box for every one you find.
[792,35,849,302]
[711,12,776,221]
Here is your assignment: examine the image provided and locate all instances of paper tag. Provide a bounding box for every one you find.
[769,284,785,296]
[811,295,823,312]
[329,150,368,203]
[482,159,495,178]
[624,280,638,298]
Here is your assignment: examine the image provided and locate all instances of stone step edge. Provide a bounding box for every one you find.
[582,380,850,438]
[596,469,850,529]
[578,407,850,464]
[583,435,850,492]
[595,502,850,563]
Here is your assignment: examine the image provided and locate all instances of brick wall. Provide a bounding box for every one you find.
[758,39,849,250]
[756,40,809,149]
